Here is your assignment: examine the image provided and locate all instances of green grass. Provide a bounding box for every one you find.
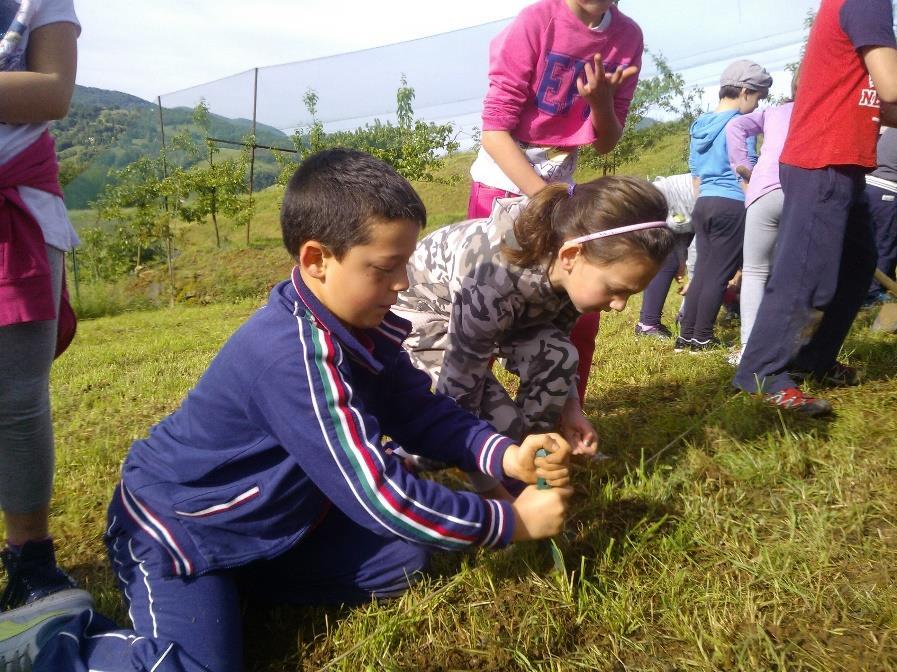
[43,289,897,671]
[40,129,897,669]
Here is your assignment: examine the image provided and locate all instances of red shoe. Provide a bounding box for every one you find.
[763,388,833,417]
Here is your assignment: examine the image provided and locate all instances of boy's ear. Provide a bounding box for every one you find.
[299,241,332,280]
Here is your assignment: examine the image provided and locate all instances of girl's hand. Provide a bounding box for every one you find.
[502,433,571,487]
[576,53,639,109]
[510,484,574,541]
[678,280,690,296]
[559,397,598,456]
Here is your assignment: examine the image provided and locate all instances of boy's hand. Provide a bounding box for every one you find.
[558,397,598,456]
[577,53,639,109]
[511,485,574,541]
[502,433,571,487]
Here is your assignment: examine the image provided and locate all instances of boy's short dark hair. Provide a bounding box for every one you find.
[719,85,744,100]
[719,84,770,100]
[281,148,427,260]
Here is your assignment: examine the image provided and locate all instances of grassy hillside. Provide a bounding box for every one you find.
[54,85,291,209]
[65,124,690,319]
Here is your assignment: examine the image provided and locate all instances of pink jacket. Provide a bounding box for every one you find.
[0,131,76,357]
[481,0,643,147]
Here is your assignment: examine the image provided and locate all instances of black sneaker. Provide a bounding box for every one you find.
[0,540,86,612]
[635,322,673,340]
[688,336,723,353]
[791,362,862,388]
[673,336,693,352]
[763,387,833,417]
[0,590,92,671]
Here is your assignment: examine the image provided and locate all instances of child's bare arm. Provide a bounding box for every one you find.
[863,46,897,104]
[0,22,78,124]
[481,130,548,197]
[881,103,897,128]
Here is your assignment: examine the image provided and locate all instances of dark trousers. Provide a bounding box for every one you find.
[36,487,430,672]
[679,197,745,341]
[733,164,877,394]
[866,183,897,297]
[639,233,693,327]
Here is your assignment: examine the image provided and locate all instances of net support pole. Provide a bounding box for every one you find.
[247,67,258,247]
[70,249,80,304]
[157,96,169,211]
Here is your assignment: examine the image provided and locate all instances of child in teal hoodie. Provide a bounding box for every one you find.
[678,60,771,351]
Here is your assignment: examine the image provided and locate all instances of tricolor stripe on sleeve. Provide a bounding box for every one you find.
[295,308,505,550]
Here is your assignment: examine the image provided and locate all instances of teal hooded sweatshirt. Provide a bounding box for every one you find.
[688,110,744,201]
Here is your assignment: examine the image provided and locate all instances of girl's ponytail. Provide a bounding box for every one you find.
[503,176,674,269]
[503,183,570,268]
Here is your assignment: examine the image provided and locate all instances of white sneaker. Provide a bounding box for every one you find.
[726,347,745,367]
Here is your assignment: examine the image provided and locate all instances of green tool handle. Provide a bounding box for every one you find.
[536,448,549,490]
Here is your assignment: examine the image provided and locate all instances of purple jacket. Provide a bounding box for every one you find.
[726,102,794,208]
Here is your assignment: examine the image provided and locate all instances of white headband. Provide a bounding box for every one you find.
[563,221,669,246]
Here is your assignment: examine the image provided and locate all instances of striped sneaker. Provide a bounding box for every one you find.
[673,336,693,352]
[688,336,723,353]
[763,388,833,417]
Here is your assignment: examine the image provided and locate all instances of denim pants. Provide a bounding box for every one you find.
[733,164,876,394]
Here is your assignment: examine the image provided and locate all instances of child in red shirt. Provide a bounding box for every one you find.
[733,0,897,415]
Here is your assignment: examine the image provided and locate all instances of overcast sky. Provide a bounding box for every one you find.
[72,0,822,137]
[74,1,534,101]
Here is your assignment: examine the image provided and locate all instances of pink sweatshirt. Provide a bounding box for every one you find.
[726,102,794,208]
[481,0,643,148]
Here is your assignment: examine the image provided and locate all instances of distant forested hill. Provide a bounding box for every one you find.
[54,85,291,208]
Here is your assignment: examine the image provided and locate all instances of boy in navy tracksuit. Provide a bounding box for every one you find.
[0,149,572,671]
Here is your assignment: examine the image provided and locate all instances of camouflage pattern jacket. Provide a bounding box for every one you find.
[395,197,581,415]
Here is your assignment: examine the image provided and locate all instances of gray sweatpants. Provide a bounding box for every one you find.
[0,245,63,514]
[740,189,784,349]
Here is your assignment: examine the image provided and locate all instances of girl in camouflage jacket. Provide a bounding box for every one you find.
[395,176,675,489]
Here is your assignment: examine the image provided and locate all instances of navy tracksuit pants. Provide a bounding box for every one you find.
[733,164,877,394]
[679,197,745,342]
[35,486,429,671]
[639,233,693,328]
[866,183,897,298]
